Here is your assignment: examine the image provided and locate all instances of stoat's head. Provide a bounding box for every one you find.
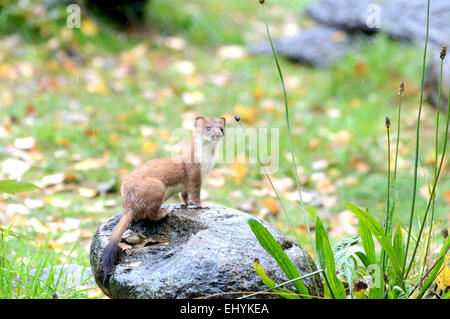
[194,116,226,146]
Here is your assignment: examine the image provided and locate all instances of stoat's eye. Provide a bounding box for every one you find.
[205,126,211,131]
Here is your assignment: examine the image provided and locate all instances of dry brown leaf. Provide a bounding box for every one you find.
[443,190,450,206]
[262,197,279,215]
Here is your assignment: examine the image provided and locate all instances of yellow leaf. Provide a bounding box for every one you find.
[86,81,108,95]
[78,187,99,198]
[82,18,98,37]
[350,98,362,108]
[157,129,171,139]
[435,255,450,290]
[55,137,71,147]
[109,133,121,143]
[231,162,248,184]
[234,104,257,124]
[253,86,264,99]
[335,130,352,146]
[142,141,158,154]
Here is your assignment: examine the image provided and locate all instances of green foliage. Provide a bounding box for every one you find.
[346,203,403,278]
[0,224,93,298]
[146,0,244,45]
[315,217,346,299]
[253,258,300,299]
[332,236,360,297]
[417,238,449,299]
[250,0,448,300]
[247,218,311,298]
[0,179,40,194]
[358,218,376,266]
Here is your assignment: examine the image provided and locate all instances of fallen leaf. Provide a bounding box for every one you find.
[234,104,257,124]
[335,130,352,146]
[82,18,98,37]
[45,197,71,208]
[262,197,279,215]
[41,173,65,187]
[57,230,80,244]
[6,203,29,216]
[443,190,450,206]
[284,191,314,203]
[142,141,158,154]
[217,45,247,60]
[172,60,195,75]
[207,175,225,188]
[14,137,35,150]
[329,210,358,237]
[163,36,186,51]
[435,255,449,290]
[1,159,31,179]
[74,158,107,171]
[55,137,71,147]
[231,162,249,184]
[78,187,99,198]
[127,262,142,268]
[24,198,44,209]
[181,91,204,105]
[26,217,48,233]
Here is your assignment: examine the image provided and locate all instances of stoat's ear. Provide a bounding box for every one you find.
[220,117,226,127]
[194,116,205,128]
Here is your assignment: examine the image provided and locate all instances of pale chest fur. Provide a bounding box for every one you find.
[196,143,218,179]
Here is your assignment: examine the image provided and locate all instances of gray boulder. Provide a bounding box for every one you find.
[306,0,450,47]
[90,204,322,299]
[250,26,361,68]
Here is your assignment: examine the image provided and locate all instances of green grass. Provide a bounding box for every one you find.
[0,0,448,298]
[0,224,95,298]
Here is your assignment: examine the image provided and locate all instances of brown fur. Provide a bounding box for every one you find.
[101,116,226,283]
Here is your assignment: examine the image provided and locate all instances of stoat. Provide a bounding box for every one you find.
[101,116,226,283]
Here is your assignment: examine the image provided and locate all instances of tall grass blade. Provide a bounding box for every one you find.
[315,217,346,299]
[405,88,450,279]
[260,2,315,248]
[346,203,403,278]
[403,0,431,278]
[358,219,376,266]
[422,49,446,276]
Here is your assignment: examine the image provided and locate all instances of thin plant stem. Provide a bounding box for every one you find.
[393,84,404,181]
[381,119,391,297]
[235,120,321,296]
[421,57,444,277]
[261,2,315,258]
[259,3,321,297]
[403,0,431,280]
[404,88,450,279]
[237,269,324,299]
[410,248,448,297]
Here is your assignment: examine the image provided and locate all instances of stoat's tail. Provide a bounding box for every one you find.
[101,212,132,284]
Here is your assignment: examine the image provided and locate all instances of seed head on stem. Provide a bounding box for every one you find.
[440,45,447,60]
[398,81,405,95]
[385,116,391,128]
